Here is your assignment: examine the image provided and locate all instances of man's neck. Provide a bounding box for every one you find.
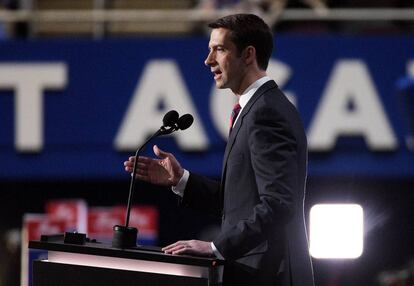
[232,70,267,96]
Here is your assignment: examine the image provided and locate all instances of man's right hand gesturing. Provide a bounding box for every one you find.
[124,145,184,187]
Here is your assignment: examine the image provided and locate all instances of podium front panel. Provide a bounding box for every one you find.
[33,260,208,286]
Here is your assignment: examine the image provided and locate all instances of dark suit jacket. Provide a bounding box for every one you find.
[181,80,314,286]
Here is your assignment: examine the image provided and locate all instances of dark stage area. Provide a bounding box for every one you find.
[0,177,413,286]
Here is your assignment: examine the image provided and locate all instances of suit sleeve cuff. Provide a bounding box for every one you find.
[211,242,225,260]
[171,169,189,197]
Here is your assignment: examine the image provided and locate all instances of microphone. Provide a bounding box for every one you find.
[112,110,193,249]
[177,114,194,130]
[158,111,193,135]
[162,110,179,127]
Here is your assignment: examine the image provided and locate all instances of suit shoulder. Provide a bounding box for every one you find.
[255,86,299,119]
[251,86,307,139]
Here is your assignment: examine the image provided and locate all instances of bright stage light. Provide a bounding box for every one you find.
[309,204,363,259]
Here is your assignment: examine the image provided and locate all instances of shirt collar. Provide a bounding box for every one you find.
[238,76,272,108]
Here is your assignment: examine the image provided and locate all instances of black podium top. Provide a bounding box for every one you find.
[29,235,222,268]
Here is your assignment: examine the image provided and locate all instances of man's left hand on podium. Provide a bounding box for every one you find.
[162,240,213,257]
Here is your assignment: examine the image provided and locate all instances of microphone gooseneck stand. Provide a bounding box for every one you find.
[112,111,193,249]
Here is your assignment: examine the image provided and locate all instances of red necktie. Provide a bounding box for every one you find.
[229,103,241,133]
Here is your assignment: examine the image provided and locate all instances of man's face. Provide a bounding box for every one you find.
[205,28,246,93]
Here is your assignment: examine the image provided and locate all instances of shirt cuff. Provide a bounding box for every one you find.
[171,169,189,197]
[211,242,225,260]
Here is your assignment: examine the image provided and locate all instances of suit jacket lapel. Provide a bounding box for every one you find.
[220,80,278,182]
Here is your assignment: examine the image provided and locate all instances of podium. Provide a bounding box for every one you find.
[29,236,223,286]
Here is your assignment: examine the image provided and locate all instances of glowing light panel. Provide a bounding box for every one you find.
[309,204,363,259]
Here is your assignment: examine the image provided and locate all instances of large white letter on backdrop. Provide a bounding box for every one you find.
[0,63,67,152]
[308,60,398,151]
[115,60,209,151]
[408,59,414,76]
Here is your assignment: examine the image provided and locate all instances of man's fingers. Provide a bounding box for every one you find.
[153,145,170,159]
[162,241,185,252]
[165,246,184,254]
[137,156,152,164]
[124,161,146,172]
[125,156,153,170]
[162,241,194,255]
[166,246,189,255]
[170,247,190,255]
[124,160,134,168]
[161,240,212,256]
[126,156,153,164]
[136,162,146,169]
[161,241,179,251]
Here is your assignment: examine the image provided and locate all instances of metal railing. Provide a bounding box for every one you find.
[0,8,413,38]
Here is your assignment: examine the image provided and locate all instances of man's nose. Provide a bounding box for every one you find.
[204,52,214,66]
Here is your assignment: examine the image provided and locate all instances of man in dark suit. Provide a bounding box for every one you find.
[124,14,314,286]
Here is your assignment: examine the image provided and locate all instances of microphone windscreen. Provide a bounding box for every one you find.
[177,114,194,130]
[163,110,179,127]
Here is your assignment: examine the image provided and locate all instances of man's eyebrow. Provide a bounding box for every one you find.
[209,44,225,50]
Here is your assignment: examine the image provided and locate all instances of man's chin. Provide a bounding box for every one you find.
[214,81,226,89]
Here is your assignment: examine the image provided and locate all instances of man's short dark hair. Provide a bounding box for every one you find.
[208,14,273,70]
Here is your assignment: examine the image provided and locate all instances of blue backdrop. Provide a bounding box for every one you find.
[0,36,413,180]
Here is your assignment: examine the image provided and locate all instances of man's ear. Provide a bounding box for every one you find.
[243,46,257,66]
